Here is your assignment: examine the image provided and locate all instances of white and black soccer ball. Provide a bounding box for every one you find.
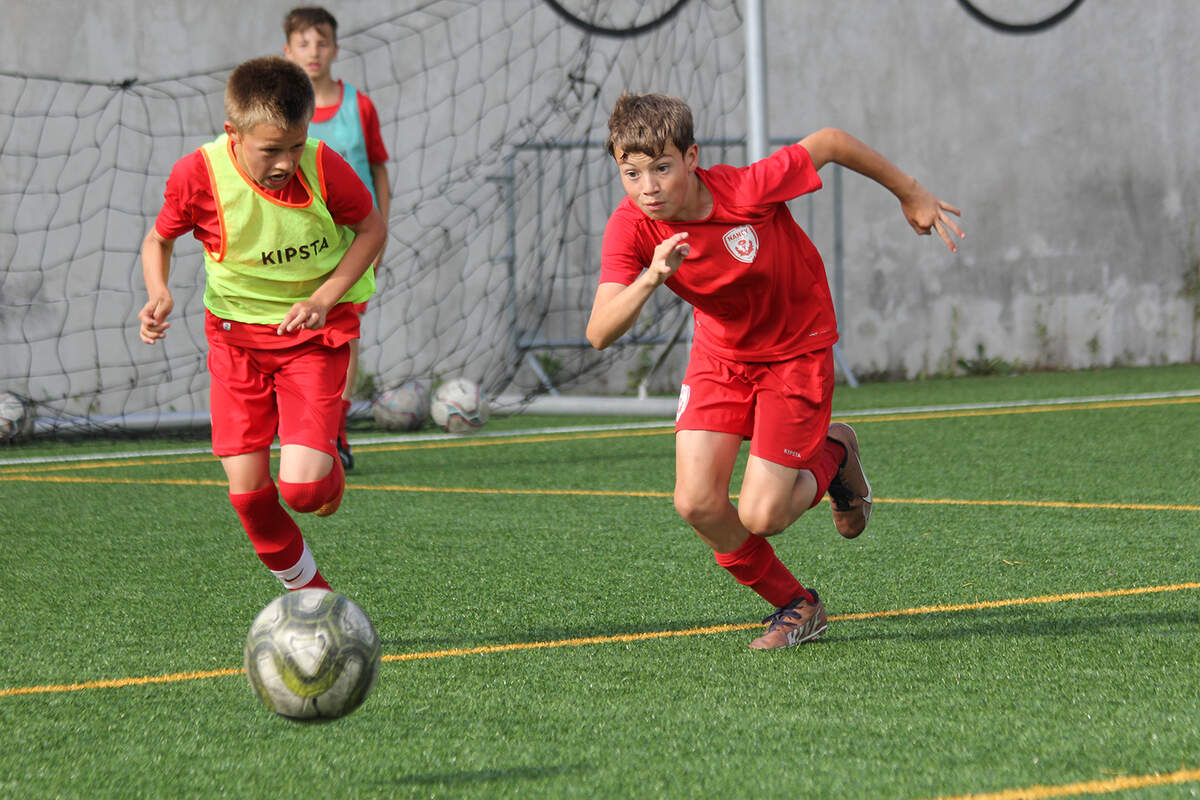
[430,377,489,433]
[372,379,430,431]
[0,391,33,443]
[244,589,381,721]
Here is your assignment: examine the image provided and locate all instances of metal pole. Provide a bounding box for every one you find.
[487,156,520,371]
[832,165,859,387]
[744,0,768,163]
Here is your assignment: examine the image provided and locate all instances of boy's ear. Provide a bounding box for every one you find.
[684,143,699,170]
[223,121,239,142]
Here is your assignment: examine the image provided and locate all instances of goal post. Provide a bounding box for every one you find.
[0,0,858,431]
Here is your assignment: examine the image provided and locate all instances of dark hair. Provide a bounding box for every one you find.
[283,6,339,41]
[605,92,695,160]
[225,56,315,132]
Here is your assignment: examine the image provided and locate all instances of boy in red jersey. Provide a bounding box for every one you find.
[138,56,385,592]
[283,6,391,471]
[588,93,963,650]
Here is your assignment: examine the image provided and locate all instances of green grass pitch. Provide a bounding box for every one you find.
[1,365,1198,799]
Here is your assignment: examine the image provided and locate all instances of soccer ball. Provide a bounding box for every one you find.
[0,391,33,443]
[372,379,430,431]
[430,377,489,433]
[243,589,381,721]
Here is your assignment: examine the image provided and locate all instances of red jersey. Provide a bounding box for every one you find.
[154,141,374,349]
[313,81,389,165]
[600,143,838,362]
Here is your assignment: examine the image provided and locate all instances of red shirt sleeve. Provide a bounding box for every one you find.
[733,143,822,207]
[356,92,389,165]
[599,199,653,286]
[318,143,374,225]
[154,150,222,249]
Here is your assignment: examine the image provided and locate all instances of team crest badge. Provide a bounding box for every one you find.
[722,225,759,263]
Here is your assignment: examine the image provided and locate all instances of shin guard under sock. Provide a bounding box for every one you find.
[807,438,847,509]
[714,534,814,608]
[229,483,330,590]
[278,457,344,514]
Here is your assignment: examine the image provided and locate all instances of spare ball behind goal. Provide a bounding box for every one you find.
[430,377,489,433]
[0,391,33,443]
[373,379,431,431]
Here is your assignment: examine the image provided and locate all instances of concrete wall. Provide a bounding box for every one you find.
[765,0,1200,376]
[3,0,1197,409]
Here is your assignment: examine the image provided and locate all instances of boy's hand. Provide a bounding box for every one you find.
[645,232,690,286]
[899,179,965,252]
[278,300,330,334]
[138,292,174,344]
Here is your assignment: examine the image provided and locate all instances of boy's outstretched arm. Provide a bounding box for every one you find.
[798,127,965,252]
[587,232,690,350]
[139,228,176,344]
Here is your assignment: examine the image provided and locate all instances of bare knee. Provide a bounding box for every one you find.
[674,488,730,530]
[737,499,795,537]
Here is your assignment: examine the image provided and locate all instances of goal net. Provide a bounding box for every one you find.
[0,0,748,434]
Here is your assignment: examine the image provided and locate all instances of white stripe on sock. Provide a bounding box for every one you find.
[269,541,318,590]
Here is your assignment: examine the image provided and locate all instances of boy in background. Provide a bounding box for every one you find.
[587,93,963,650]
[139,56,385,591]
[284,5,391,471]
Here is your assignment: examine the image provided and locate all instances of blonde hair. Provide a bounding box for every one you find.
[605,92,695,160]
[224,57,315,132]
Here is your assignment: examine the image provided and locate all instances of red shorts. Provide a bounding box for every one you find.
[207,337,351,458]
[676,346,834,469]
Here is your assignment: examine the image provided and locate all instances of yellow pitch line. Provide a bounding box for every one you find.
[361,427,673,454]
[922,765,1200,800]
[5,474,1196,513]
[0,454,219,475]
[3,582,1195,698]
[1,475,228,487]
[833,582,1200,622]
[843,394,1200,425]
[0,668,243,697]
[352,483,673,498]
[881,497,1200,513]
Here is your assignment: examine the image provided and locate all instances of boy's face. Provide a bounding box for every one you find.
[283,24,338,82]
[225,121,309,191]
[615,142,699,221]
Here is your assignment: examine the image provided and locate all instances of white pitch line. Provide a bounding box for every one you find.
[2,389,1198,468]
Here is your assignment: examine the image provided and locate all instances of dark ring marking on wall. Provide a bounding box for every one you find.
[957,0,1085,34]
[542,0,694,38]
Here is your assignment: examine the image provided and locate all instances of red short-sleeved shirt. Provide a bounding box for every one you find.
[313,82,389,165]
[154,141,374,349]
[600,143,838,362]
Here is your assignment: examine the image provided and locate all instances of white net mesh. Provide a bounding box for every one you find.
[0,0,748,433]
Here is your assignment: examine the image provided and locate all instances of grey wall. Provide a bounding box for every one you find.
[3,0,1197,405]
[765,0,1200,376]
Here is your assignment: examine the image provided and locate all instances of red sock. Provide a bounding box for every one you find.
[229,483,330,590]
[278,457,344,513]
[714,534,814,607]
[807,438,847,509]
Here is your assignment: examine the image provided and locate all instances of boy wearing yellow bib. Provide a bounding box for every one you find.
[138,57,386,592]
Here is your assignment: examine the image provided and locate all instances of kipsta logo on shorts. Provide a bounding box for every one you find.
[722,225,758,263]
